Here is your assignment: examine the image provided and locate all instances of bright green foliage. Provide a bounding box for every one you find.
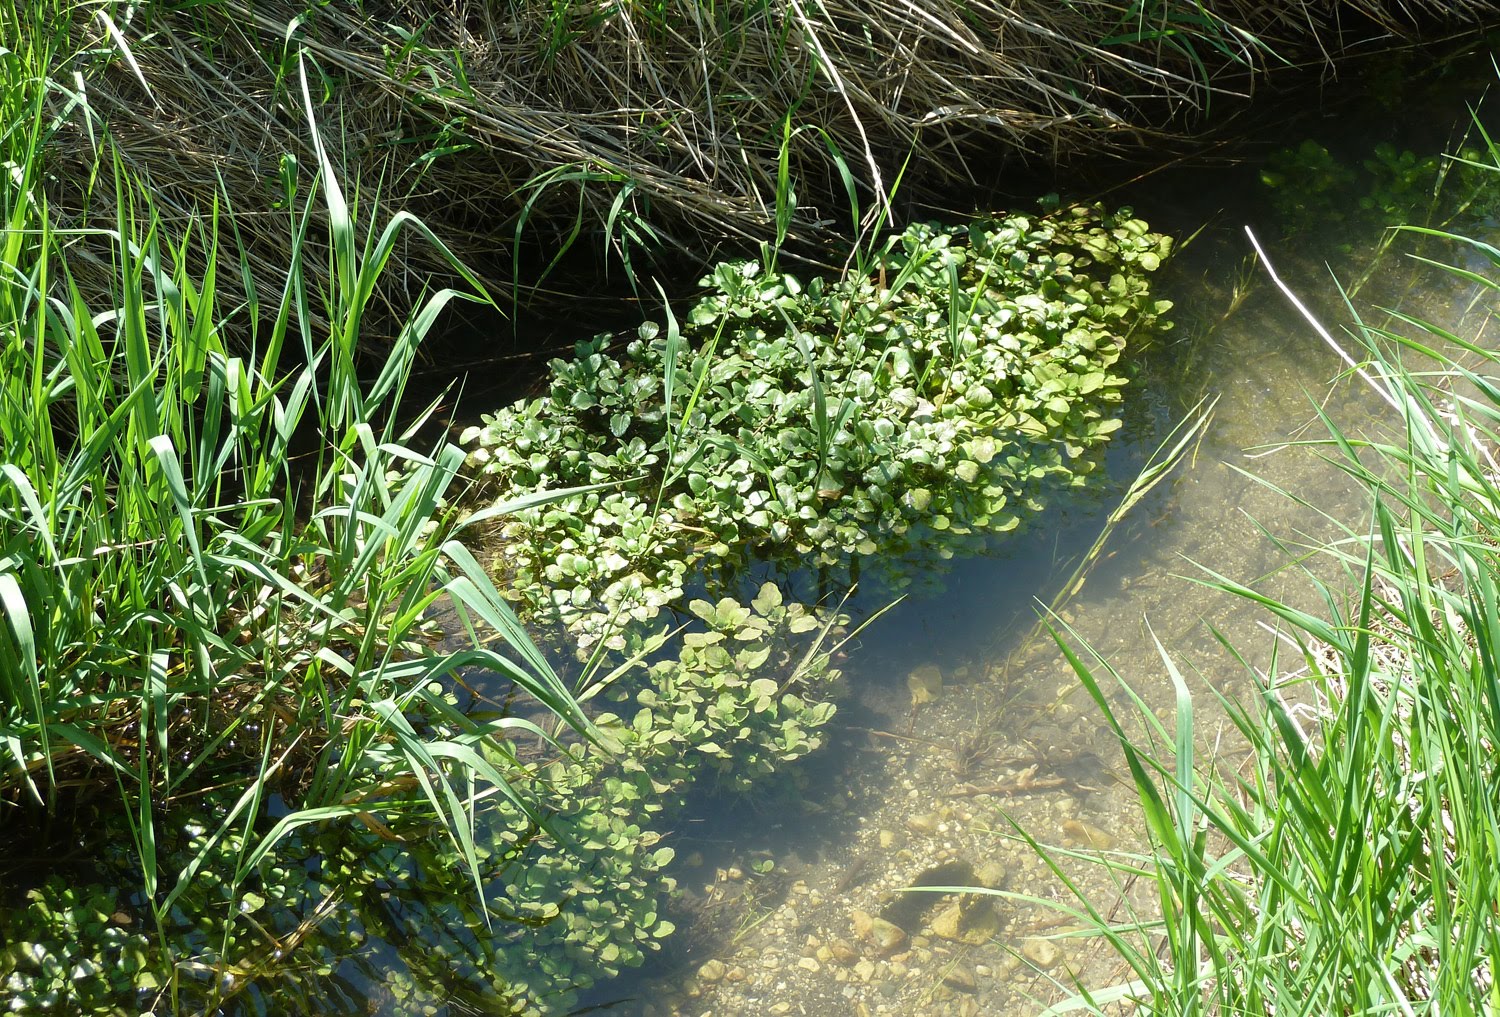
[463,204,1173,650]
[0,582,843,1014]
[1022,227,1500,1014]
[0,880,153,1011]
[0,13,592,1012]
[605,581,840,794]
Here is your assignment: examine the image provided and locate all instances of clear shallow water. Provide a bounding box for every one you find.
[567,191,1500,1016]
[8,74,1495,1017]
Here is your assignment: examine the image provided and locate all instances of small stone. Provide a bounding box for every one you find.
[1022,937,1063,970]
[815,946,833,964]
[852,909,875,940]
[830,939,859,965]
[928,904,963,941]
[973,860,1006,889]
[770,1005,792,1015]
[907,664,944,705]
[1061,819,1116,850]
[698,960,728,983]
[865,918,907,955]
[798,957,821,973]
[878,828,903,849]
[853,959,877,981]
[726,865,746,881]
[929,901,1001,945]
[725,966,747,983]
[942,963,978,993]
[906,813,940,835]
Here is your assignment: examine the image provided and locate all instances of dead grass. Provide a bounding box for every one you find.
[43,0,1500,334]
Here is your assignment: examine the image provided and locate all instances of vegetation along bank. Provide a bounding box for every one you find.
[3,0,1499,1013]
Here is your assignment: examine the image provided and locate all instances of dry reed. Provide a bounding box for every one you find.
[44,0,1500,335]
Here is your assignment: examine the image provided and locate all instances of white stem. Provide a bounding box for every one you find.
[1243,227,1403,416]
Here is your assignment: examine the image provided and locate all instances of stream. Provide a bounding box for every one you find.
[5,59,1495,1017]
[564,129,1500,1015]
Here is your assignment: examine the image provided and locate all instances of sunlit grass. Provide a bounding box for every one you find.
[0,4,591,1004]
[1006,218,1500,1015]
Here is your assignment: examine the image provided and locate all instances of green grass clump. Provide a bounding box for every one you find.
[463,204,1173,651]
[1009,227,1500,1013]
[0,10,592,1012]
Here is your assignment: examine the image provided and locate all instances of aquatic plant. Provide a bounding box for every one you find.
[463,203,1174,651]
[1010,226,1500,1011]
[1259,136,1500,245]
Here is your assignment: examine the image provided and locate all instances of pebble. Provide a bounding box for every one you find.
[943,963,978,993]
[853,959,876,981]
[929,901,1002,945]
[870,919,906,954]
[906,813,940,835]
[830,939,859,965]
[907,663,943,704]
[797,957,821,973]
[1022,937,1063,970]
[1061,818,1116,850]
[697,960,727,983]
[973,859,1006,889]
[878,828,903,849]
[725,966,747,983]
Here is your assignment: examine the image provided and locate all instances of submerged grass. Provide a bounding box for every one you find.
[1006,202,1500,1011]
[0,6,594,1008]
